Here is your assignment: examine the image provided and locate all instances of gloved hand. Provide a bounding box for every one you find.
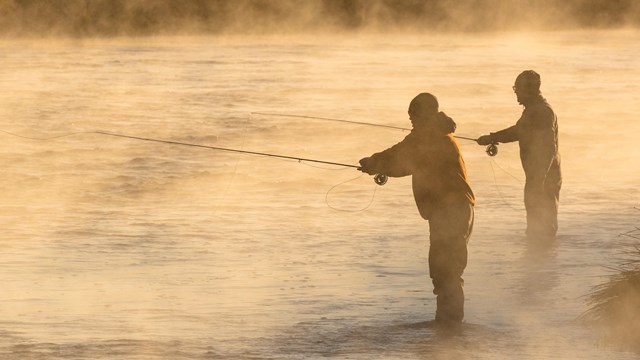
[358,157,376,175]
[476,134,495,146]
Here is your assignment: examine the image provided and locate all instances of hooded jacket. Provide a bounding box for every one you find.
[361,112,475,220]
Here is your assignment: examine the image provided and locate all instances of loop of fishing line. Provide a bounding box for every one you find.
[325,172,379,212]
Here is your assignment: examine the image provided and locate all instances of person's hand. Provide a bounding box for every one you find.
[358,157,376,175]
[476,134,494,146]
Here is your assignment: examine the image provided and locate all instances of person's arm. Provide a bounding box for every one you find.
[477,124,519,145]
[359,134,414,177]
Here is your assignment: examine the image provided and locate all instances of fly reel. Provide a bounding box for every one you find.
[374,173,388,186]
[486,143,499,157]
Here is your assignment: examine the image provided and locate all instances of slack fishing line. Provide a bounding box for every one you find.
[325,172,379,212]
[251,112,500,157]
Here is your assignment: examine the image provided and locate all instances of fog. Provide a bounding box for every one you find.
[1,1,639,359]
[1,0,639,37]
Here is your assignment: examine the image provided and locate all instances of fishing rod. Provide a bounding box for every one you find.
[251,112,499,157]
[95,131,389,186]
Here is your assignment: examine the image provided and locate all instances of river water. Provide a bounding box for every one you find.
[0,31,639,359]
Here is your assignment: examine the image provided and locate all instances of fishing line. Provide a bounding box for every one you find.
[489,159,524,211]
[490,157,523,184]
[300,161,380,211]
[4,127,348,166]
[0,126,386,210]
[251,111,499,156]
[210,114,251,213]
[251,112,408,131]
[93,130,362,168]
[0,129,95,141]
[252,112,523,197]
[250,112,527,209]
[0,126,362,169]
[325,172,379,212]
[95,131,390,187]
[244,113,386,207]
[299,161,354,171]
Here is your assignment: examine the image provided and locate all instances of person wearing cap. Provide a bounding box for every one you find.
[358,93,475,326]
[477,70,561,239]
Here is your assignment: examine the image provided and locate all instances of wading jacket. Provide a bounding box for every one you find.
[489,96,561,190]
[361,113,475,220]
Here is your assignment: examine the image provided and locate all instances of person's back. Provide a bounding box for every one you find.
[366,112,474,219]
[407,127,475,220]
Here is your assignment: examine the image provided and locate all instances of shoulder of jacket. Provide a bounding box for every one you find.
[536,103,555,120]
[525,101,554,118]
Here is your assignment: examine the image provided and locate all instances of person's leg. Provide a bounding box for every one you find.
[525,180,560,239]
[543,181,561,236]
[428,203,474,324]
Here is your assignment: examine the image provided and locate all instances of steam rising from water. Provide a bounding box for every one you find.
[1,3,640,357]
[1,0,640,37]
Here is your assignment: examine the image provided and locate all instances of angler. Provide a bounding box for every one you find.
[477,70,562,239]
[358,93,475,327]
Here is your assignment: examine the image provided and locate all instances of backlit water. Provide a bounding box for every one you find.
[0,31,639,359]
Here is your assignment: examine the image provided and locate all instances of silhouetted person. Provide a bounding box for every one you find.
[477,70,561,239]
[359,93,475,326]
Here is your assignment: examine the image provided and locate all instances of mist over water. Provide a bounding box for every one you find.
[1,2,640,359]
[1,0,640,37]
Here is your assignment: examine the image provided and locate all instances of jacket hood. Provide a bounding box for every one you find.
[435,111,456,134]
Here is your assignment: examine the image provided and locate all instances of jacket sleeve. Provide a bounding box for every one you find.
[491,125,519,143]
[363,135,415,177]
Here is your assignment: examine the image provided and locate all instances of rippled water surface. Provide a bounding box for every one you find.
[0,31,639,359]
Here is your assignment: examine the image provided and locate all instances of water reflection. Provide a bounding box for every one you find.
[516,235,560,305]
